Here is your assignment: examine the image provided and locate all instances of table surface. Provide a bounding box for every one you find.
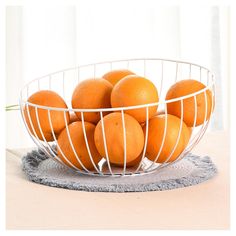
[6,131,230,230]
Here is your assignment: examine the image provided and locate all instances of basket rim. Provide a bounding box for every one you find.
[19,57,215,112]
[20,85,214,112]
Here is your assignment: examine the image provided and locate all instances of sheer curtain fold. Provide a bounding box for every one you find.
[6,5,229,148]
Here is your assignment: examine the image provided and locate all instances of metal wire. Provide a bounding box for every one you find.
[121,110,127,175]
[135,107,149,173]
[189,64,192,78]
[159,60,164,99]
[175,62,178,82]
[80,112,102,174]
[146,103,168,171]
[164,99,184,164]
[19,58,215,177]
[48,109,81,171]
[19,101,49,156]
[21,85,213,113]
[34,107,60,161]
[24,104,53,160]
[100,111,113,175]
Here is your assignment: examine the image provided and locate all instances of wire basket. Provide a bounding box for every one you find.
[19,58,215,176]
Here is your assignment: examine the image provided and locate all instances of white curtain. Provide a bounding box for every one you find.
[6,3,230,148]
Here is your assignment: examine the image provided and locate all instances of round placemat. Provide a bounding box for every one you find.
[22,149,217,192]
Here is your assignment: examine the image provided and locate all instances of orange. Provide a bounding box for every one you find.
[166,79,213,126]
[57,121,102,170]
[94,112,144,165]
[126,154,143,167]
[69,111,80,123]
[156,110,193,141]
[188,127,193,137]
[102,69,135,86]
[143,114,190,163]
[111,75,159,123]
[114,153,144,168]
[24,90,69,141]
[72,78,113,124]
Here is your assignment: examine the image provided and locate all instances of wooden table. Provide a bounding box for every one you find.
[6,131,230,229]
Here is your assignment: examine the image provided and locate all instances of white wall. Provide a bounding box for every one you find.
[6,7,29,149]
[76,2,181,64]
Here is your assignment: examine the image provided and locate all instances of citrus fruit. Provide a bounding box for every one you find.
[114,153,144,168]
[24,90,69,141]
[57,121,102,170]
[69,111,80,123]
[111,75,159,123]
[143,114,190,163]
[166,79,213,126]
[72,78,113,124]
[188,127,193,138]
[94,112,144,165]
[102,69,135,86]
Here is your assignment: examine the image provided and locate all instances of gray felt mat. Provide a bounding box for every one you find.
[22,149,217,192]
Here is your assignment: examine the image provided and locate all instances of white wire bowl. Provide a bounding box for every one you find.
[19,58,215,177]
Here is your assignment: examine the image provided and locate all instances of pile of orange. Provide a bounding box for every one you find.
[24,69,213,170]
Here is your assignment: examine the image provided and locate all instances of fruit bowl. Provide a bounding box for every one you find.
[19,58,215,176]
